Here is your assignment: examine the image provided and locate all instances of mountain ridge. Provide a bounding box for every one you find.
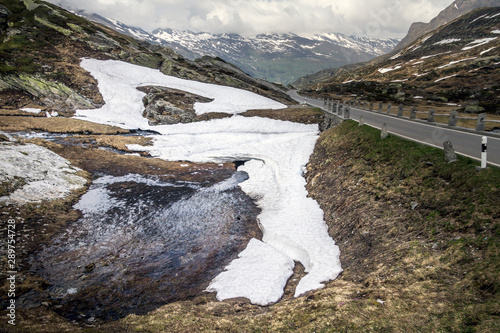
[76,11,399,85]
[395,0,500,51]
[295,7,500,114]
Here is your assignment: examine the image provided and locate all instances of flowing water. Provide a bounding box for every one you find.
[24,171,260,321]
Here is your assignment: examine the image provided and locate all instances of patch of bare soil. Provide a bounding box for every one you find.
[240,107,324,125]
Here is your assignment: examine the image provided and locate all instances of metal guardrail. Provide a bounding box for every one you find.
[320,99,498,132]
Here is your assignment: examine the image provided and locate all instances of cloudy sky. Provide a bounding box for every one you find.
[47,0,455,38]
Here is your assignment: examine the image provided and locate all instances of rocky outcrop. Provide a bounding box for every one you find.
[395,0,500,51]
[140,86,213,125]
[0,74,96,113]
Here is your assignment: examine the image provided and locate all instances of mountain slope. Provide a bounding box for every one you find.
[74,11,399,85]
[296,7,500,114]
[395,0,500,51]
[150,30,399,84]
[0,0,291,114]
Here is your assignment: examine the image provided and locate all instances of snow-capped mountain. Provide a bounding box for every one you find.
[77,12,399,84]
[150,29,399,84]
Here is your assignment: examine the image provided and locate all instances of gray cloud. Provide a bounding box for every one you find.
[47,0,455,38]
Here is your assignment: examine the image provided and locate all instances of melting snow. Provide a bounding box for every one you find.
[462,37,497,51]
[481,47,497,55]
[492,30,500,34]
[486,13,500,19]
[20,107,42,114]
[435,74,458,83]
[421,51,452,59]
[75,59,285,129]
[378,64,402,73]
[434,38,461,45]
[438,57,477,69]
[75,59,342,304]
[471,14,488,23]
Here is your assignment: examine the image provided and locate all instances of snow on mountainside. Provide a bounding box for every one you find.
[297,7,500,113]
[77,12,399,84]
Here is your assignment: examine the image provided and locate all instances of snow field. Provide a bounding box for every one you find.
[76,59,342,305]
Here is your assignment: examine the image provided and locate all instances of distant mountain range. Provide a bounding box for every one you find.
[77,12,399,85]
[295,6,500,113]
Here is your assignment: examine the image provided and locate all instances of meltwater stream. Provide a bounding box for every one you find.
[27,171,260,321]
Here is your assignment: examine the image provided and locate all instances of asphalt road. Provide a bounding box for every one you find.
[288,90,500,167]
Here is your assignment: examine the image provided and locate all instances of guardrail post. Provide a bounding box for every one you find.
[323,99,327,107]
[359,115,365,126]
[369,102,374,111]
[448,110,458,127]
[336,103,340,114]
[387,103,392,115]
[410,107,417,119]
[378,102,383,113]
[339,104,343,117]
[397,104,404,117]
[444,141,457,163]
[344,106,350,119]
[428,108,435,123]
[381,123,388,139]
[476,113,486,131]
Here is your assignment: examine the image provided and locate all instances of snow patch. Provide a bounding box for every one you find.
[435,74,458,83]
[481,47,496,55]
[378,64,402,73]
[434,38,461,45]
[0,143,87,203]
[462,37,497,51]
[421,51,452,59]
[20,108,42,114]
[76,59,342,304]
[486,13,500,19]
[75,59,285,129]
[438,57,477,69]
[206,239,294,305]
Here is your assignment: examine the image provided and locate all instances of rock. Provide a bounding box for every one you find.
[140,86,212,125]
[443,141,457,163]
[430,95,448,103]
[464,105,486,114]
[0,74,96,113]
[410,201,419,210]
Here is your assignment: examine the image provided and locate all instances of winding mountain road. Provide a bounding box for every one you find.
[288,90,500,168]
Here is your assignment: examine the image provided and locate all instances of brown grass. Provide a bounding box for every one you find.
[0,116,129,134]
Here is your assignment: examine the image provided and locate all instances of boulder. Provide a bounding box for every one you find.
[464,105,486,114]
